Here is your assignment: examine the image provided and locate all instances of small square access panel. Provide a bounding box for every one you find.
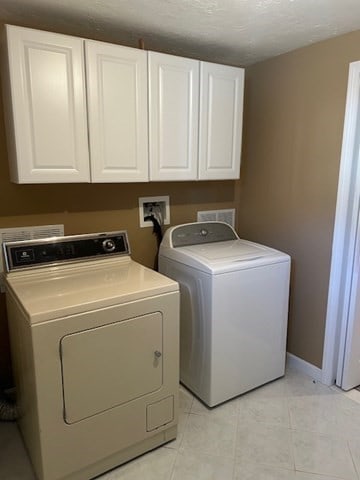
[146,396,174,431]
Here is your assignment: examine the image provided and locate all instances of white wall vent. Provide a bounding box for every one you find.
[197,209,235,228]
[0,224,64,291]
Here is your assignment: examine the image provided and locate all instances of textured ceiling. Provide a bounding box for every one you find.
[0,0,360,66]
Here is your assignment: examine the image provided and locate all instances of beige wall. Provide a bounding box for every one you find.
[238,30,360,368]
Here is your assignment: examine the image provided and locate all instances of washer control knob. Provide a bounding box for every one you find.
[102,239,116,253]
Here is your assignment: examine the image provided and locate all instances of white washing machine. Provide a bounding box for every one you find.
[159,222,290,407]
[3,231,179,480]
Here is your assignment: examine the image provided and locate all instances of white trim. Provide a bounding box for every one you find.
[322,61,360,387]
[286,352,323,382]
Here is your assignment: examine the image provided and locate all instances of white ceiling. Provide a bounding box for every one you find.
[1,0,360,66]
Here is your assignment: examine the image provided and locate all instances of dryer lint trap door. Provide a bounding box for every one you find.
[60,312,163,424]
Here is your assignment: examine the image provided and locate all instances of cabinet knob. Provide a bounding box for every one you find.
[154,350,162,358]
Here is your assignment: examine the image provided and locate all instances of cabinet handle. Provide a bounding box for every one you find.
[154,350,162,358]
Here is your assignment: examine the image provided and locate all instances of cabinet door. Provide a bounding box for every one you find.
[86,41,148,182]
[148,52,199,181]
[3,25,90,183]
[199,62,244,180]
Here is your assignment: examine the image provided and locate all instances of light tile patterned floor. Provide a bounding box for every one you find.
[1,367,360,480]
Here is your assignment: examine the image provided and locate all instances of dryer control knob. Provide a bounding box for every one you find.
[102,239,116,253]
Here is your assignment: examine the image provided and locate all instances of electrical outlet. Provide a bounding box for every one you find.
[139,196,170,228]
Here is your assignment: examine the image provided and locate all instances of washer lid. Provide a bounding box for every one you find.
[160,238,290,274]
[5,257,178,324]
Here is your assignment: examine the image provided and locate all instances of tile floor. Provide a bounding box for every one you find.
[1,366,360,480]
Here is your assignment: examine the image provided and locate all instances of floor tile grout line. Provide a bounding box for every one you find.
[294,465,352,479]
[347,438,360,480]
[167,445,179,480]
[289,427,299,473]
[286,395,297,472]
[232,405,243,480]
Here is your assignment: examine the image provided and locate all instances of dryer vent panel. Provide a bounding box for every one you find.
[197,209,235,228]
[0,224,64,291]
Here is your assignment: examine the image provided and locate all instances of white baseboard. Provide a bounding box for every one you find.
[286,352,323,382]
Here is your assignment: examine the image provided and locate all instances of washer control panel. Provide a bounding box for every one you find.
[3,231,130,271]
[171,222,238,248]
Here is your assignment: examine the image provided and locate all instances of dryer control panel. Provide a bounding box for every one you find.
[3,231,130,271]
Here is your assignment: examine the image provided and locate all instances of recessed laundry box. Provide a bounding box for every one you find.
[159,221,290,407]
[3,231,179,480]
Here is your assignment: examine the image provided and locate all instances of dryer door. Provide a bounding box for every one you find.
[60,312,163,423]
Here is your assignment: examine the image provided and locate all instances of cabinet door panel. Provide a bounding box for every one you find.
[4,25,90,183]
[149,52,199,181]
[86,41,148,182]
[199,62,244,180]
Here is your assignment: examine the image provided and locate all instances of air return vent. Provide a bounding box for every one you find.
[197,209,235,228]
[0,224,64,292]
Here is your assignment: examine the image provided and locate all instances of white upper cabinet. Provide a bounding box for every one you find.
[85,41,149,182]
[3,25,90,183]
[199,62,244,180]
[2,25,244,184]
[148,53,244,181]
[148,52,199,181]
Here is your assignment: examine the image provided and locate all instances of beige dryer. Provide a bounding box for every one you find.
[4,231,179,480]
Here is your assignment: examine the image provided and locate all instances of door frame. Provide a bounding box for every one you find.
[322,60,360,386]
